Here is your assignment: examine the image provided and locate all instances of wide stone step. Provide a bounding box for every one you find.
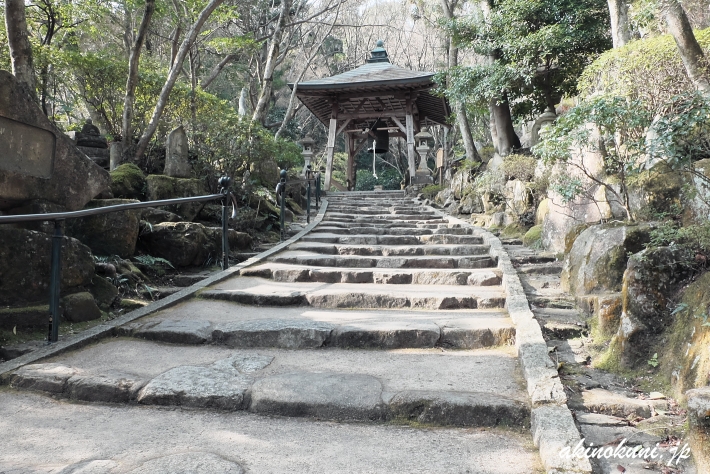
[200,277,507,310]
[242,263,502,286]
[327,213,440,222]
[269,253,496,269]
[301,233,484,246]
[288,242,491,257]
[311,227,434,236]
[6,339,528,426]
[117,301,514,350]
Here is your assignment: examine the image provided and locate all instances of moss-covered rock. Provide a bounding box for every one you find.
[87,275,118,310]
[61,292,101,323]
[0,305,52,329]
[630,163,684,219]
[561,223,651,296]
[522,224,542,246]
[500,223,526,238]
[145,175,208,221]
[110,163,146,199]
[67,199,140,258]
[0,228,94,306]
[605,246,693,369]
[204,227,253,255]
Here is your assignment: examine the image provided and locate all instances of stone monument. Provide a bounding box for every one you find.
[0,70,110,211]
[75,119,110,169]
[530,108,557,146]
[164,125,191,178]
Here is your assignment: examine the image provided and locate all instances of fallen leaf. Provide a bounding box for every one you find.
[649,391,666,400]
[12,325,16,335]
[617,465,626,472]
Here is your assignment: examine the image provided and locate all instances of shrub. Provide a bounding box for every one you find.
[421,184,444,199]
[501,154,536,182]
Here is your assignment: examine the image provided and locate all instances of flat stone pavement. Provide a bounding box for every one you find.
[1,191,549,473]
[0,390,542,473]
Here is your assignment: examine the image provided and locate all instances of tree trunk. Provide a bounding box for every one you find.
[252,0,292,125]
[133,0,225,162]
[5,0,38,103]
[200,53,236,89]
[441,0,480,162]
[662,0,710,94]
[607,0,632,48]
[121,0,156,161]
[491,93,520,156]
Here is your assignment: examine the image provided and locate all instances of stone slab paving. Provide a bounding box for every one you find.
[0,390,543,473]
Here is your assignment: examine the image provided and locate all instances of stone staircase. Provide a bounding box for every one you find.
[1,191,550,472]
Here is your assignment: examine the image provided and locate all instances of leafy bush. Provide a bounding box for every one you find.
[355,170,378,191]
[421,184,444,199]
[579,27,710,114]
[501,154,536,182]
[648,221,710,264]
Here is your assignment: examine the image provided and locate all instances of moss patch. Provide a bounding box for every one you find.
[500,223,527,238]
[522,224,542,246]
[110,163,146,199]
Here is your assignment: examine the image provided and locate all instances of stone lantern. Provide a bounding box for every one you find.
[413,127,434,184]
[299,135,315,176]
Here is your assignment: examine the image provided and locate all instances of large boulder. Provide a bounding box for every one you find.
[609,247,692,368]
[0,70,110,211]
[204,227,253,255]
[0,228,94,307]
[139,222,210,267]
[110,163,146,199]
[4,200,66,234]
[561,224,651,296]
[685,159,710,225]
[67,199,140,258]
[145,175,209,221]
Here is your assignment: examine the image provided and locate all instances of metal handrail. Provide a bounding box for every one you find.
[0,194,224,224]
[0,176,237,344]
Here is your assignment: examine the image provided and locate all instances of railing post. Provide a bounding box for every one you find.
[218,176,232,270]
[306,165,312,224]
[48,220,64,343]
[276,169,287,241]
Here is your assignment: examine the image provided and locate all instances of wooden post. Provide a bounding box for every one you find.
[324,101,338,190]
[347,133,355,191]
[405,96,416,183]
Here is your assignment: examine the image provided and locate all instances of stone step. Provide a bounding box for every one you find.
[311,226,434,236]
[532,308,588,339]
[287,242,491,257]
[200,277,507,310]
[118,301,514,350]
[300,233,484,246]
[269,253,497,269]
[242,263,502,286]
[327,213,442,222]
[516,262,564,275]
[6,339,528,427]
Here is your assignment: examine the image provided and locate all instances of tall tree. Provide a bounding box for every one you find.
[251,0,292,125]
[662,0,710,94]
[121,0,156,160]
[441,0,481,162]
[607,0,632,48]
[5,0,38,102]
[134,0,226,162]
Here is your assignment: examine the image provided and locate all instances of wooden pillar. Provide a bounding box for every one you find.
[405,96,416,183]
[324,100,338,191]
[347,133,356,191]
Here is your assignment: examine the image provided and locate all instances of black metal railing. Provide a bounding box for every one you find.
[275,167,322,241]
[0,176,237,344]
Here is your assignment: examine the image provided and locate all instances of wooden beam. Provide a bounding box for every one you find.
[390,116,406,134]
[347,133,355,191]
[324,101,338,191]
[336,119,352,135]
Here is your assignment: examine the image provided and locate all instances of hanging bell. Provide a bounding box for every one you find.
[368,119,389,154]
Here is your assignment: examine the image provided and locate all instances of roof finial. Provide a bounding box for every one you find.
[368,40,390,64]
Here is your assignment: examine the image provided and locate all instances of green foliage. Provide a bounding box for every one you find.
[501,154,536,182]
[355,170,377,191]
[647,353,659,368]
[421,184,444,199]
[579,28,710,113]
[443,0,611,119]
[194,119,301,187]
[549,174,584,204]
[648,221,710,262]
[133,255,175,269]
[377,168,403,190]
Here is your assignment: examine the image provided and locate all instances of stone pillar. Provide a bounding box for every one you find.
[164,126,190,178]
[109,142,123,171]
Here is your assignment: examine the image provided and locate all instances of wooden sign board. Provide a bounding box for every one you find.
[436,148,444,168]
[0,116,55,178]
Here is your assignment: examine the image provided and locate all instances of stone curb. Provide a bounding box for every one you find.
[0,200,330,379]
[423,201,592,474]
